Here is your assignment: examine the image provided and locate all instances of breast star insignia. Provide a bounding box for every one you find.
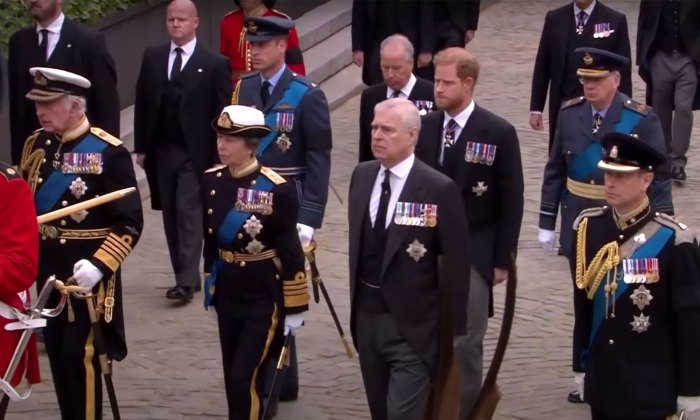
[472,182,488,196]
[630,285,653,311]
[630,313,651,333]
[406,239,427,262]
[243,216,263,237]
[69,177,88,199]
[245,239,265,255]
[70,209,89,224]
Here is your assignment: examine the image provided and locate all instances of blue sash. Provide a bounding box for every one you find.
[203,174,275,310]
[256,80,309,157]
[580,224,673,368]
[568,107,645,182]
[35,134,108,214]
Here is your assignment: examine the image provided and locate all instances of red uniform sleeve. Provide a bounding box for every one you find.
[0,177,39,298]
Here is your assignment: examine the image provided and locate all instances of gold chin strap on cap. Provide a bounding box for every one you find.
[575,217,621,318]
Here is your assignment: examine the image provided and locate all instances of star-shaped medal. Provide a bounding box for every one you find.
[243,216,263,237]
[69,177,88,199]
[630,285,653,311]
[406,239,427,262]
[630,313,651,334]
[472,182,488,197]
[245,239,265,255]
[70,209,89,224]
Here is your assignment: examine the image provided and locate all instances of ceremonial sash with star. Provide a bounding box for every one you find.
[35,134,108,214]
[257,79,309,157]
[580,222,673,368]
[203,174,275,310]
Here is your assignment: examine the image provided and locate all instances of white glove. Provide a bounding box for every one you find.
[538,228,556,251]
[297,223,314,249]
[73,259,104,291]
[284,313,304,336]
[678,396,700,414]
[574,372,585,401]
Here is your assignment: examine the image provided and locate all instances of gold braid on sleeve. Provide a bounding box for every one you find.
[575,217,621,300]
[19,133,45,193]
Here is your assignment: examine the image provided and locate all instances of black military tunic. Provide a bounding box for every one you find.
[19,117,143,420]
[202,160,307,420]
[571,203,700,418]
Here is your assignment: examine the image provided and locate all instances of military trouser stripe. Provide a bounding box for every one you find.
[83,330,96,420]
[249,304,280,420]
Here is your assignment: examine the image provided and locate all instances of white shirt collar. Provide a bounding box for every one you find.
[171,37,197,56]
[574,0,596,17]
[381,153,415,179]
[386,73,417,98]
[443,100,475,129]
[37,12,64,34]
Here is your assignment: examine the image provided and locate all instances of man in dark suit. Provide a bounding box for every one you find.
[351,0,433,86]
[133,0,232,303]
[8,0,120,165]
[231,16,332,413]
[415,0,480,82]
[637,0,700,185]
[530,0,632,151]
[415,47,524,418]
[537,48,673,404]
[349,97,469,420]
[358,34,435,163]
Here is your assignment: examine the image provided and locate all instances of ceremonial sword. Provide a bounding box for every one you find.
[261,334,291,420]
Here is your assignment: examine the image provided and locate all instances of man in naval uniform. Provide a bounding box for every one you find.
[571,132,700,419]
[537,47,673,404]
[19,67,143,420]
[231,16,332,412]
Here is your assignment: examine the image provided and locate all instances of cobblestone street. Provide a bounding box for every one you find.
[7,1,700,419]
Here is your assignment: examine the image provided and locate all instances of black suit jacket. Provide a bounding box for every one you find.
[530,2,632,144]
[8,18,120,164]
[637,0,700,109]
[416,106,524,314]
[358,76,435,162]
[351,0,433,85]
[432,0,480,50]
[348,158,470,378]
[133,42,232,210]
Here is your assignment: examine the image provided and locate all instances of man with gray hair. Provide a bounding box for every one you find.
[348,98,470,419]
[358,34,435,162]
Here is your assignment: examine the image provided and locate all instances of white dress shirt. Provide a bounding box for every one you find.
[369,154,415,229]
[439,100,475,164]
[168,37,197,79]
[36,12,65,60]
[573,0,596,25]
[386,74,417,99]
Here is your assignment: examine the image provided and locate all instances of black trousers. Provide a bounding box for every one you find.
[217,302,281,420]
[44,296,103,420]
[590,407,668,420]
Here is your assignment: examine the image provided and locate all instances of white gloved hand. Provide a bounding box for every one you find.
[284,313,304,336]
[574,372,585,401]
[72,259,104,291]
[538,228,557,251]
[297,223,314,249]
[677,396,700,414]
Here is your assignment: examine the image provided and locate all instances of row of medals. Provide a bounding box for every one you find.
[235,188,273,215]
[394,202,437,227]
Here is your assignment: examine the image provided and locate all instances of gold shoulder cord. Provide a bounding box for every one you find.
[231,80,241,105]
[19,133,45,193]
[575,217,621,318]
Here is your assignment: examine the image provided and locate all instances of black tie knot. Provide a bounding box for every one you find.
[391,89,401,98]
[170,47,183,80]
[374,169,392,235]
[261,81,272,106]
[39,29,50,62]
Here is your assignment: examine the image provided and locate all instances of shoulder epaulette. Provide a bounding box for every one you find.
[561,96,585,110]
[260,167,286,185]
[654,212,697,245]
[222,8,240,18]
[0,162,21,181]
[271,8,292,19]
[290,74,312,87]
[240,71,260,80]
[623,98,651,116]
[205,164,226,174]
[573,206,608,230]
[90,127,123,147]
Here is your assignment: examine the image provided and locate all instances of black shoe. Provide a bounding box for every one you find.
[166,286,193,302]
[672,166,687,185]
[568,390,584,404]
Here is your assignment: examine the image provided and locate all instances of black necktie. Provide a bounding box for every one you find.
[576,11,588,34]
[261,81,271,106]
[390,89,401,98]
[593,113,603,134]
[39,29,49,62]
[442,119,460,175]
[170,47,183,80]
[374,169,392,236]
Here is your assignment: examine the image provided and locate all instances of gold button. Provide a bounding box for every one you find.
[589,180,595,185]
[42,158,47,164]
[38,178,43,183]
[275,274,280,280]
[619,235,624,240]
[61,200,68,207]
[251,180,257,185]
[237,233,243,239]
[41,236,47,241]
[208,228,213,234]
[46,140,52,146]
[609,339,614,345]
[216,172,222,178]
[240,261,246,267]
[60,220,67,226]
[210,190,216,196]
[59,239,66,245]
[207,209,213,215]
